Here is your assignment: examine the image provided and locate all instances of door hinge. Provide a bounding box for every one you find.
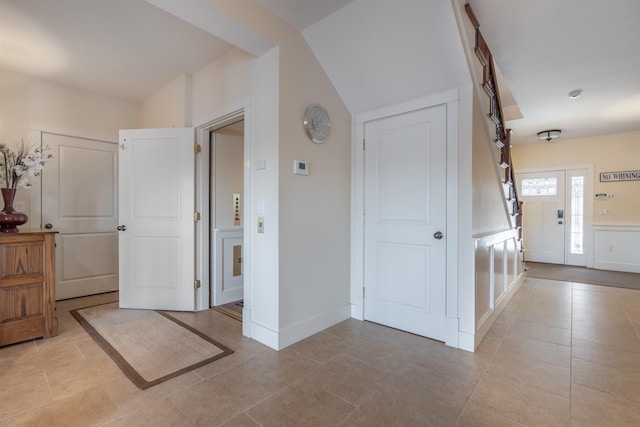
[194,279,201,289]
[363,286,365,297]
[194,143,202,154]
[363,213,365,224]
[194,211,201,221]
[363,139,365,150]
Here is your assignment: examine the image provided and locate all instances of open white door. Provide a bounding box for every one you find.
[118,128,196,311]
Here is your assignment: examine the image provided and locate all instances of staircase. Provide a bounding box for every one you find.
[465,3,524,252]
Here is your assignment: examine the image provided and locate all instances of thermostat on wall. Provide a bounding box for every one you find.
[293,160,309,175]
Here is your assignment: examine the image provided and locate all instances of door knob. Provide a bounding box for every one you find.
[117,225,127,231]
[44,223,53,229]
[558,221,563,224]
[434,231,444,240]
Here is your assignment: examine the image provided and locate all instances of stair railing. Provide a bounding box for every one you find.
[465,3,524,248]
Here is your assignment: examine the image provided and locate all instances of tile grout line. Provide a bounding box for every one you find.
[569,281,575,423]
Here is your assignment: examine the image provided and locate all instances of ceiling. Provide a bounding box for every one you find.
[469,0,640,144]
[0,0,235,101]
[1,0,639,145]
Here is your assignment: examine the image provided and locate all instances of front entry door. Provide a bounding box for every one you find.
[41,133,119,300]
[118,128,196,311]
[363,104,447,341]
[518,170,566,264]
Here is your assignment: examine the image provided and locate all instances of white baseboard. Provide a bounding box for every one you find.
[445,316,459,349]
[458,331,474,352]
[247,320,279,350]
[278,304,351,350]
[350,297,364,320]
[593,261,640,274]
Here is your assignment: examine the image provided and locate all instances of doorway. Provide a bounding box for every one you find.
[209,120,245,320]
[517,167,590,266]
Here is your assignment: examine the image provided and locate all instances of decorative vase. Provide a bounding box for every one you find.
[0,188,28,233]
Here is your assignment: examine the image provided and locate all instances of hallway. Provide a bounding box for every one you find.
[1,276,639,425]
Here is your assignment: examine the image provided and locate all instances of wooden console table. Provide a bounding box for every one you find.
[0,229,58,346]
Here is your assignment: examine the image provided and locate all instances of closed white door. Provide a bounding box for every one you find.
[118,128,196,311]
[42,133,118,300]
[518,170,566,264]
[364,105,447,341]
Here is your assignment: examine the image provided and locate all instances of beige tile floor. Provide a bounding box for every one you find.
[1,277,640,426]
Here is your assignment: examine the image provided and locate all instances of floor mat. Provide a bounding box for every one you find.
[71,302,233,389]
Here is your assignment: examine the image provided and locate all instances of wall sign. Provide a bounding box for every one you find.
[599,170,640,182]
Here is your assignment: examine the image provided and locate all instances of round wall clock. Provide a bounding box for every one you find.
[303,103,331,144]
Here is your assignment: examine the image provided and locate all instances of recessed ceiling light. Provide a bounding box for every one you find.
[568,89,582,100]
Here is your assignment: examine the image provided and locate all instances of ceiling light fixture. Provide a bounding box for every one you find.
[568,89,582,100]
[537,129,561,142]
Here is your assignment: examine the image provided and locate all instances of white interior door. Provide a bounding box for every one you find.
[42,133,118,300]
[518,170,566,264]
[118,128,196,311]
[363,104,447,341]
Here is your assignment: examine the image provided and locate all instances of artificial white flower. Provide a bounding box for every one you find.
[0,140,53,189]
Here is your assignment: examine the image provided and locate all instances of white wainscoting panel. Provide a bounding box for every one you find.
[475,247,491,324]
[474,229,525,349]
[593,226,640,273]
[214,228,244,305]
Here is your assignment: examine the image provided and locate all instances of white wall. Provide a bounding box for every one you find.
[593,226,640,273]
[190,46,282,345]
[276,25,352,346]
[302,0,471,114]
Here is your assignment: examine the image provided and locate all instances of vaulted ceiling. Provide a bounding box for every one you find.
[1,0,638,145]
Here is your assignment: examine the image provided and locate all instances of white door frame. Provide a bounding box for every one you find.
[194,99,252,330]
[517,165,594,268]
[351,89,463,348]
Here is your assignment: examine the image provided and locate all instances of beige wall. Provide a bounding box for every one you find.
[453,0,512,237]
[471,91,512,235]
[0,68,140,140]
[194,1,352,342]
[512,131,640,226]
[140,74,191,128]
[0,68,140,227]
[214,123,244,229]
[141,2,351,347]
[276,28,351,330]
